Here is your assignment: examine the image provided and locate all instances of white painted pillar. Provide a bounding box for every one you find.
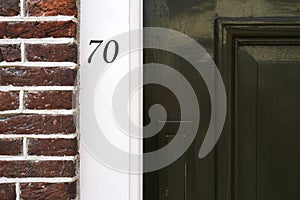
[80,0,142,199]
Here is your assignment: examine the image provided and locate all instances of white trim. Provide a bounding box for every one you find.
[79,0,143,199]
[19,0,25,17]
[0,38,76,44]
[0,155,77,161]
[0,177,77,183]
[21,109,75,115]
[19,89,24,110]
[15,182,20,200]
[0,134,77,139]
[0,86,76,91]
[129,0,143,200]
[0,109,75,115]
[0,62,77,68]
[20,42,25,63]
[22,137,27,158]
[0,16,77,22]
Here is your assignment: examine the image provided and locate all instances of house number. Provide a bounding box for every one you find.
[88,40,119,64]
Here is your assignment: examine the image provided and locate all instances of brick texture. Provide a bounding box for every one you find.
[0,0,78,199]
[26,0,78,17]
[28,138,77,156]
[0,21,77,39]
[0,138,22,155]
[20,182,77,200]
[0,44,21,62]
[0,67,77,86]
[0,0,20,16]
[25,91,73,110]
[0,183,16,200]
[0,160,76,177]
[26,44,77,62]
[0,115,76,135]
[0,91,19,111]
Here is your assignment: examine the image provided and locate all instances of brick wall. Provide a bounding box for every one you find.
[0,0,79,199]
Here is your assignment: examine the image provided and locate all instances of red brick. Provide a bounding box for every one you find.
[0,67,77,86]
[0,183,16,200]
[25,91,73,110]
[0,21,77,39]
[26,44,77,62]
[0,44,21,62]
[0,91,19,111]
[28,138,77,156]
[0,115,76,135]
[26,0,77,17]
[21,182,76,200]
[0,0,20,16]
[0,160,76,177]
[0,23,5,38]
[0,138,22,156]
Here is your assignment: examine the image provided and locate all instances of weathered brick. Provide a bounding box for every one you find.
[0,23,5,38]
[0,44,21,62]
[0,115,76,134]
[0,91,19,111]
[0,67,77,86]
[28,138,77,156]
[0,21,77,39]
[0,160,76,177]
[25,91,73,110]
[26,44,77,62]
[0,0,79,198]
[0,0,20,16]
[0,183,16,200]
[21,182,76,200]
[0,138,22,156]
[26,0,77,17]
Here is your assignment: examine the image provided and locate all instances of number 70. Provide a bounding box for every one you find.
[88,40,119,64]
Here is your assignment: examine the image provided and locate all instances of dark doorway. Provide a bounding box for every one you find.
[143,1,300,199]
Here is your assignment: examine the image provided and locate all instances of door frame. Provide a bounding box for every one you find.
[79,0,143,199]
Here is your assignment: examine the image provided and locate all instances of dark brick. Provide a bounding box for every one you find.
[0,23,5,38]
[0,183,16,200]
[0,67,77,86]
[21,182,76,200]
[26,44,77,62]
[0,91,19,111]
[0,160,76,177]
[0,115,76,135]
[28,138,77,156]
[0,138,22,156]
[26,0,77,17]
[0,0,20,16]
[0,44,21,62]
[24,91,73,110]
[0,21,77,39]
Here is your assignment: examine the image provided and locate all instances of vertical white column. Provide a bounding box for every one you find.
[80,0,143,199]
[129,0,143,200]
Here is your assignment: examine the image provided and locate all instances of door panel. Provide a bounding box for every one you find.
[258,62,300,200]
[217,19,300,200]
[236,50,300,200]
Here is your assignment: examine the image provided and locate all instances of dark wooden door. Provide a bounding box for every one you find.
[143,1,300,200]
